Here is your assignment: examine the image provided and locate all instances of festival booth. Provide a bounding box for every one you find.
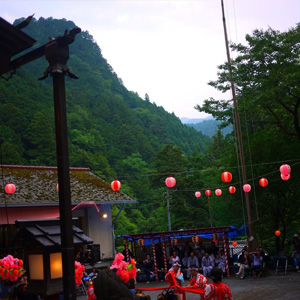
[120,226,243,281]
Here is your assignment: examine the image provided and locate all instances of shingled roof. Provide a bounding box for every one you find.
[0,165,135,206]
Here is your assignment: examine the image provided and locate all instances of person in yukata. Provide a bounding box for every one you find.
[204,268,233,300]
[201,252,214,277]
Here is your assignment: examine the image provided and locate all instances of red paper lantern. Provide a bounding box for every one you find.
[138,239,144,246]
[228,186,236,194]
[195,191,201,198]
[192,236,199,243]
[279,164,291,176]
[165,176,176,188]
[243,184,251,193]
[171,238,178,246]
[111,179,121,191]
[275,230,281,237]
[281,173,290,181]
[212,233,219,241]
[221,171,232,183]
[259,178,268,187]
[215,189,222,196]
[232,241,237,247]
[5,183,16,194]
[205,189,212,197]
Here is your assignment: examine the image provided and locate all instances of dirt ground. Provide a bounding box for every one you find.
[135,270,300,300]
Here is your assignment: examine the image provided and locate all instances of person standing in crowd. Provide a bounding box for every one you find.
[143,254,153,283]
[204,268,233,300]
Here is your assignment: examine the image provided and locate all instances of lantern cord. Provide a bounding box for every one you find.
[244,112,259,222]
[0,160,10,225]
[101,157,300,181]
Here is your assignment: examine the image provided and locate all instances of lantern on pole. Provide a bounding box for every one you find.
[215,189,222,196]
[111,179,121,191]
[243,184,251,193]
[232,241,237,247]
[228,186,236,194]
[138,239,144,246]
[259,178,268,187]
[5,183,16,194]
[165,176,176,188]
[205,189,212,197]
[281,173,290,181]
[279,164,291,176]
[195,191,201,198]
[275,230,281,237]
[221,171,232,183]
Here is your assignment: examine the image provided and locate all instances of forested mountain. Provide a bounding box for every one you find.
[1,17,210,169]
[186,119,232,138]
[1,18,300,255]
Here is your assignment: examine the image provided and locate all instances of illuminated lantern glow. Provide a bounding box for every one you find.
[215,189,222,196]
[243,184,251,193]
[192,236,199,243]
[221,171,232,183]
[228,186,236,194]
[5,183,16,194]
[212,233,219,241]
[275,230,281,237]
[279,164,291,176]
[281,173,290,181]
[205,189,212,197]
[259,178,268,187]
[195,191,201,198]
[56,183,59,192]
[111,179,121,191]
[165,176,176,188]
[138,239,144,246]
[171,238,178,246]
[232,241,238,247]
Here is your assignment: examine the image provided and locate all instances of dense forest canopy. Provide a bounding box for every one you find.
[1,17,300,254]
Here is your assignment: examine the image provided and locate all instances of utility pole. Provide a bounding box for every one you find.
[166,188,171,231]
[220,0,256,250]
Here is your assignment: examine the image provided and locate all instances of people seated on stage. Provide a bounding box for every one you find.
[143,254,153,283]
[249,249,264,278]
[204,267,233,300]
[236,251,250,279]
[187,251,199,279]
[169,251,180,267]
[201,252,214,277]
[165,262,184,286]
[214,251,226,274]
[187,265,208,291]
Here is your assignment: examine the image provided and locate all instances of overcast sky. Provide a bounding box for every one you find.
[2,0,300,119]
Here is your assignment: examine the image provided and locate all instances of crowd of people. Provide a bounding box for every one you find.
[135,241,227,281]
